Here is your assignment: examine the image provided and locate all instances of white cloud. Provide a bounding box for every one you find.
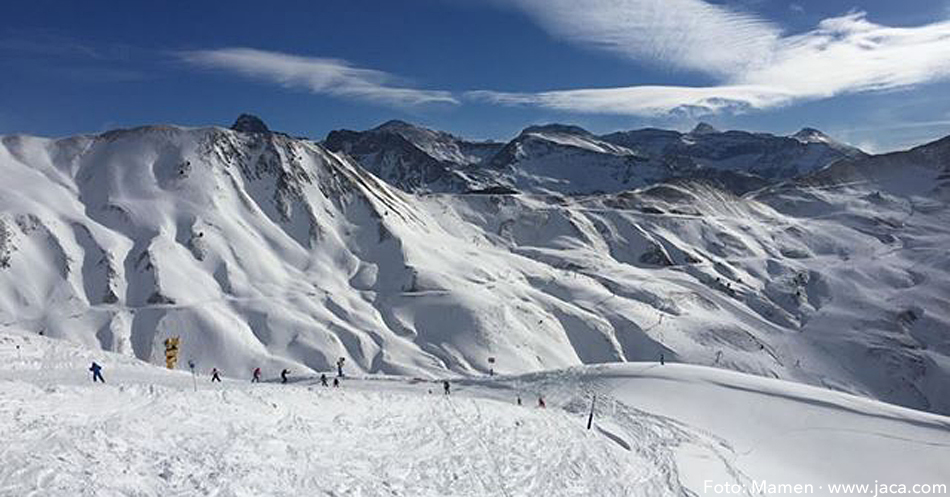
[468,85,792,116]
[745,14,950,98]
[180,48,458,107]
[476,4,950,117]
[507,0,779,77]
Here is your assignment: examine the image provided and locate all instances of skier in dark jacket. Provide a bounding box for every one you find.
[538,395,546,408]
[336,357,345,378]
[281,368,290,384]
[211,368,222,382]
[333,377,340,388]
[89,362,104,383]
[252,367,262,383]
[320,373,328,387]
[443,380,451,395]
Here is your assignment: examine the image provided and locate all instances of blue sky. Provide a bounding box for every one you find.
[2,0,950,152]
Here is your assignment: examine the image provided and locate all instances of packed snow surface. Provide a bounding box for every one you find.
[1,331,947,496]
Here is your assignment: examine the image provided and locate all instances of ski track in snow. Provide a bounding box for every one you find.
[0,333,670,497]
[5,332,948,496]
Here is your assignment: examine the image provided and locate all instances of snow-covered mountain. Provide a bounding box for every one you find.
[327,120,865,195]
[601,122,866,181]
[1,115,948,416]
[482,124,666,195]
[324,120,502,193]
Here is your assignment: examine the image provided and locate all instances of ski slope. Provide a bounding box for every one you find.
[2,330,947,496]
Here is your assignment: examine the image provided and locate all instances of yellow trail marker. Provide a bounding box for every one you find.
[164,336,180,369]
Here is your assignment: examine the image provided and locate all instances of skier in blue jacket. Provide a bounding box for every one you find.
[89,362,104,383]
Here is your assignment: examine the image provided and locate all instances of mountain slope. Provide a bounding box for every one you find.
[483,124,663,194]
[324,120,502,193]
[0,118,948,415]
[0,122,441,376]
[600,122,865,181]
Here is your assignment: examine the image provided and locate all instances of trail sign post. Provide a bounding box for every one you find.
[188,360,197,392]
[587,395,596,430]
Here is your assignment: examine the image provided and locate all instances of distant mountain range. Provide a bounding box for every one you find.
[325,119,865,195]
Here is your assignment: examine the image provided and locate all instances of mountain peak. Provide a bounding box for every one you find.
[231,114,270,134]
[792,127,831,143]
[690,122,720,135]
[373,119,419,132]
[522,123,591,136]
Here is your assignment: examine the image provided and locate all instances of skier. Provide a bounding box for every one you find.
[516,396,522,406]
[89,362,105,383]
[660,353,665,366]
[336,357,346,378]
[320,373,329,387]
[333,377,340,388]
[443,380,451,395]
[211,368,222,382]
[252,367,262,383]
[281,368,290,384]
[538,395,546,408]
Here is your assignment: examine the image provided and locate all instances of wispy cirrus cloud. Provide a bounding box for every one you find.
[747,13,950,98]
[473,1,950,117]
[506,0,779,77]
[180,48,458,107]
[469,85,792,116]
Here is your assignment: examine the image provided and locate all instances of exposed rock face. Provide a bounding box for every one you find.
[325,120,502,193]
[231,114,271,134]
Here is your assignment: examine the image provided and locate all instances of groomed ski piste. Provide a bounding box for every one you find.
[2,329,948,496]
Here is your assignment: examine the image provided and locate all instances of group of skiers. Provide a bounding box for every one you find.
[209,366,338,385]
[87,362,343,386]
[87,361,548,407]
